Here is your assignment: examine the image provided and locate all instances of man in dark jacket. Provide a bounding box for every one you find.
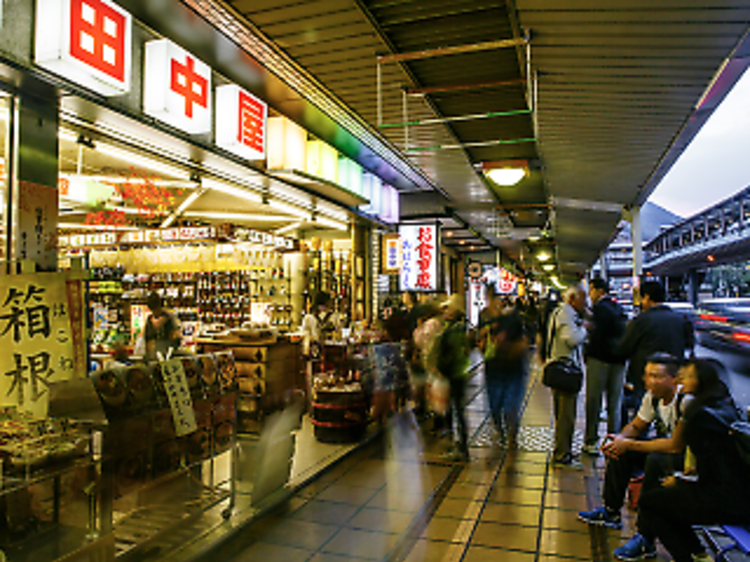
[617,281,694,413]
[583,278,627,455]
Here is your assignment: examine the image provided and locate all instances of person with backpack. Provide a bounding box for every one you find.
[583,278,627,455]
[436,295,470,461]
[619,358,750,562]
[578,352,690,561]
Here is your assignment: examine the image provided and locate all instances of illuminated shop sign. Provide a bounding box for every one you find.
[35,0,133,96]
[399,224,438,292]
[382,236,400,273]
[144,39,212,134]
[215,84,267,161]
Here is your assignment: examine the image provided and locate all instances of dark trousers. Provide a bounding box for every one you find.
[446,378,468,453]
[552,389,578,461]
[603,450,682,538]
[639,482,750,562]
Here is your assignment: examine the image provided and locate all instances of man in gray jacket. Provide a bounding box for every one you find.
[547,284,588,469]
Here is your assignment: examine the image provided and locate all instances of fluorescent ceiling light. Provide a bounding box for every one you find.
[161,189,206,228]
[269,199,310,220]
[275,222,302,235]
[95,142,192,180]
[536,251,551,262]
[542,264,554,271]
[58,128,79,142]
[60,174,197,188]
[314,216,348,231]
[486,168,527,186]
[202,178,263,204]
[183,211,296,222]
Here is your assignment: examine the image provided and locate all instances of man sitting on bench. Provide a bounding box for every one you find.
[578,352,689,561]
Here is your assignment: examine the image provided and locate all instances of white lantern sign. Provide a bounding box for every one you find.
[399,224,438,292]
[215,84,267,161]
[35,0,133,96]
[144,39,212,135]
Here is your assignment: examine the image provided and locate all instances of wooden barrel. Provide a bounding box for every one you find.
[312,389,367,443]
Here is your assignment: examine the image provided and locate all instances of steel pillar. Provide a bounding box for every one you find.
[631,205,643,290]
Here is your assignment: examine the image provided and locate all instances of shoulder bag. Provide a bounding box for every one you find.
[542,309,583,394]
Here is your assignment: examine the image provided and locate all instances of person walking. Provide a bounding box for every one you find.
[547,284,588,469]
[583,278,627,454]
[617,281,694,419]
[436,295,470,461]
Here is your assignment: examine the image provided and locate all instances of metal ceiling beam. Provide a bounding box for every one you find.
[379,108,531,129]
[405,78,526,96]
[376,37,528,64]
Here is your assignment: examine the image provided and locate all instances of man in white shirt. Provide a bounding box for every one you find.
[578,352,689,561]
[547,285,588,469]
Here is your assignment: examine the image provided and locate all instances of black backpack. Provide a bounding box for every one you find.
[705,408,750,469]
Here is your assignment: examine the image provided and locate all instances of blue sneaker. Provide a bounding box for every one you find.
[614,534,657,561]
[578,506,622,529]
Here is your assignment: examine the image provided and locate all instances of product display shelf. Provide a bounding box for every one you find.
[198,338,302,435]
[302,250,352,323]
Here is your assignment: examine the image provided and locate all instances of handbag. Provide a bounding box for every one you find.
[542,308,583,393]
[542,357,583,393]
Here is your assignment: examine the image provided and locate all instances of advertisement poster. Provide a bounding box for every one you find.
[17,181,59,272]
[0,272,86,417]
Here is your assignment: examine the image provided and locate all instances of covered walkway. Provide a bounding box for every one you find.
[193,364,671,562]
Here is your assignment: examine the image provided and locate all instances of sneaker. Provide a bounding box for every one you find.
[581,443,601,456]
[613,534,657,561]
[552,454,584,470]
[578,506,622,529]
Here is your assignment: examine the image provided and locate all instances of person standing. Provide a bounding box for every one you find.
[145,292,181,361]
[547,285,588,469]
[583,278,627,455]
[617,281,694,419]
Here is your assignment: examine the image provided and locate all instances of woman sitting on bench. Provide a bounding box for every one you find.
[615,358,750,562]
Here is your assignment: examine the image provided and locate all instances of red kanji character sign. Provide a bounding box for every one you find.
[216,85,268,161]
[144,39,212,134]
[69,0,127,81]
[34,0,132,96]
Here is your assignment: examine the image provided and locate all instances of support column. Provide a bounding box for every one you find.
[8,84,60,272]
[687,269,700,305]
[631,205,643,300]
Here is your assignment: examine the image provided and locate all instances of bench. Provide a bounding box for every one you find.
[700,525,750,561]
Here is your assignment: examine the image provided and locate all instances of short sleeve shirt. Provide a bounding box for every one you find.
[636,385,692,435]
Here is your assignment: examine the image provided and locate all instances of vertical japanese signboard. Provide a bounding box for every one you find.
[144,39,212,134]
[382,235,400,273]
[215,84,267,161]
[160,359,197,437]
[0,273,86,417]
[17,181,59,272]
[399,224,438,292]
[35,0,132,96]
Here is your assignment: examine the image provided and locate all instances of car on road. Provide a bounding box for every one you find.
[694,298,750,360]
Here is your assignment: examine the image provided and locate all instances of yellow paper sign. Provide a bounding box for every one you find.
[0,272,86,417]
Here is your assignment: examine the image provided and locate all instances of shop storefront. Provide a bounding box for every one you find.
[0,0,403,560]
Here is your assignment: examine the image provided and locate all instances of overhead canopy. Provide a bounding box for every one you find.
[182,0,750,279]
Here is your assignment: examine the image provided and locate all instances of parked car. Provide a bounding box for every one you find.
[694,298,750,357]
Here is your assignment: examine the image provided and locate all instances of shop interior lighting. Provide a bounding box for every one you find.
[202,178,263,204]
[94,141,193,180]
[161,189,206,228]
[550,275,567,290]
[536,251,552,262]
[183,211,297,222]
[542,264,555,271]
[313,215,349,231]
[61,174,197,188]
[268,199,311,220]
[58,222,138,231]
[274,222,303,235]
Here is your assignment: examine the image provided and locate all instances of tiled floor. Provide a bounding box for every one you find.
[193,360,675,562]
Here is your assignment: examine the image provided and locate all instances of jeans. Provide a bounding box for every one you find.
[639,481,750,562]
[552,389,578,461]
[585,358,625,445]
[485,368,526,437]
[447,378,468,453]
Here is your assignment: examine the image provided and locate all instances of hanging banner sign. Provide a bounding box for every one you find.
[0,272,86,417]
[399,224,438,292]
[35,0,133,96]
[144,39,212,134]
[216,84,267,161]
[160,359,197,437]
[18,182,59,272]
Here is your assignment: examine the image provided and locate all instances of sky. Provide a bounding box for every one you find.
[649,67,750,219]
